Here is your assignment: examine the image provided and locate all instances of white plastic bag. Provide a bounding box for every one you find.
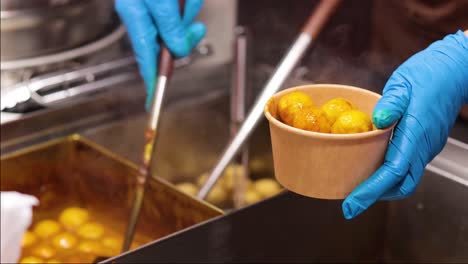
[1,192,38,263]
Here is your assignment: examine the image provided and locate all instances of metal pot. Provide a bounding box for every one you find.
[0,0,114,61]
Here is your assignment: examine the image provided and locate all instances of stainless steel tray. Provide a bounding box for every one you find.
[1,135,222,257]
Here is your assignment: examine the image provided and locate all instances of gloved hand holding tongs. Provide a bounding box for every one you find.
[115,0,206,107]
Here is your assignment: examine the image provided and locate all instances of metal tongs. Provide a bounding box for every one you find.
[198,0,342,199]
[231,26,250,208]
[122,0,186,252]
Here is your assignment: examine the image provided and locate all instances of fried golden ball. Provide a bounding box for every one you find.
[222,164,239,191]
[206,185,228,205]
[175,182,198,196]
[59,207,89,230]
[277,91,315,125]
[76,222,104,240]
[33,220,61,239]
[246,179,254,190]
[64,256,88,263]
[321,97,356,124]
[21,231,37,248]
[244,189,262,205]
[196,173,208,187]
[77,240,106,255]
[20,256,44,264]
[223,164,249,191]
[102,236,123,255]
[253,178,282,198]
[291,107,332,133]
[331,110,373,134]
[32,244,56,259]
[52,232,78,249]
[46,259,61,263]
[130,242,143,250]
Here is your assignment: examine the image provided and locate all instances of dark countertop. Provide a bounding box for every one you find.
[106,168,468,263]
[106,191,388,263]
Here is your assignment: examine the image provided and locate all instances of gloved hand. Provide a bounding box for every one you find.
[115,0,206,107]
[342,30,468,219]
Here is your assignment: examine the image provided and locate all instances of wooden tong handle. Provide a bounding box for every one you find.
[158,47,174,78]
[301,0,341,38]
[157,0,186,79]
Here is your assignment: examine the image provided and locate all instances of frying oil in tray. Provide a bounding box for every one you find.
[19,206,151,264]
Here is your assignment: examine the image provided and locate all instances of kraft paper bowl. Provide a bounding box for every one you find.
[264,84,394,199]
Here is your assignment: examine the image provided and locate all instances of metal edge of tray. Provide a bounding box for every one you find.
[426,137,468,187]
[0,133,224,216]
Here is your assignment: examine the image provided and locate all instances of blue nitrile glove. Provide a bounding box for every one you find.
[115,0,206,108]
[342,30,468,219]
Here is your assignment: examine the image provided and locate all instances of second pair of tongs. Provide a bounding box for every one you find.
[198,0,342,199]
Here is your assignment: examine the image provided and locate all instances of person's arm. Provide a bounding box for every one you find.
[343,30,468,219]
[115,0,206,107]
